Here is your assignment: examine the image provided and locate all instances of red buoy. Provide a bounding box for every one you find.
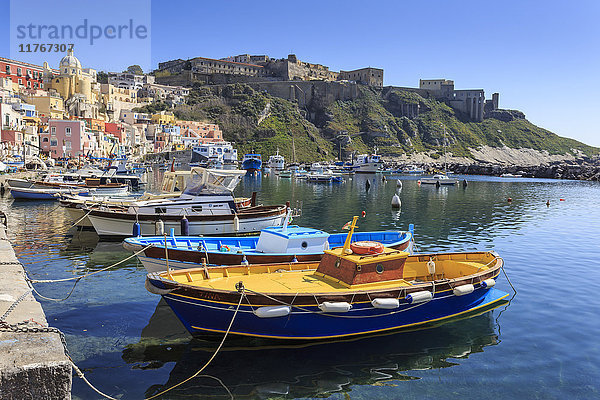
[350,241,384,255]
[507,198,512,202]
[560,199,565,201]
[361,211,366,218]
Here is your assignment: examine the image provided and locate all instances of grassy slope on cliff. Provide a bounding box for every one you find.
[323,86,598,158]
[173,84,333,162]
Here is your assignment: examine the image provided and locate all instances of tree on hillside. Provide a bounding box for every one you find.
[124,65,144,75]
[97,71,108,84]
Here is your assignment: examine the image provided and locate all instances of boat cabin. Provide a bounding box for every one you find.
[316,246,409,287]
[255,226,330,254]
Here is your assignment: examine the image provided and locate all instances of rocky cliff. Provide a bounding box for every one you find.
[165,83,598,165]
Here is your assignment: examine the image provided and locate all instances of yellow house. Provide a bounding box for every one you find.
[151,110,175,125]
[22,94,65,119]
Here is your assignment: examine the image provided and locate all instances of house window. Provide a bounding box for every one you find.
[65,140,71,149]
[50,139,57,146]
[51,127,56,135]
[17,67,22,76]
[18,79,22,85]
[43,137,48,142]
[27,81,31,88]
[65,127,71,136]
[5,65,10,74]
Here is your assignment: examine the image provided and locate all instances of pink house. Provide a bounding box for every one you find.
[41,120,98,159]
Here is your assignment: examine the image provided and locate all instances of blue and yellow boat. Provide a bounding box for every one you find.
[146,217,508,340]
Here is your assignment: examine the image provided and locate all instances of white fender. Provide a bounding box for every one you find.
[318,302,352,313]
[253,305,291,318]
[406,291,433,304]
[453,284,475,296]
[481,279,496,289]
[371,298,400,309]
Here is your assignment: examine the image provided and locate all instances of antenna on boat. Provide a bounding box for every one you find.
[341,216,359,254]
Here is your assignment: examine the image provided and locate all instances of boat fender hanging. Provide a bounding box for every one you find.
[371,298,400,309]
[480,278,496,289]
[453,284,475,296]
[427,259,436,275]
[155,219,164,236]
[318,302,352,313]
[132,221,141,237]
[233,214,240,231]
[406,291,433,304]
[145,278,174,295]
[180,215,190,236]
[253,305,291,318]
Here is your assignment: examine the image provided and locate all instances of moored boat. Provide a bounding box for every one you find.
[242,154,262,173]
[146,217,508,340]
[419,174,459,186]
[124,223,414,272]
[9,186,89,200]
[83,168,286,237]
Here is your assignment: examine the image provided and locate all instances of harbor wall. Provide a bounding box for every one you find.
[0,212,72,399]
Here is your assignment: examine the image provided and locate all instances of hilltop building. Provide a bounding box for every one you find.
[418,79,487,122]
[108,72,154,90]
[339,67,383,87]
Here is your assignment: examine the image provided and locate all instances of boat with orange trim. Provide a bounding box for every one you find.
[145,216,509,340]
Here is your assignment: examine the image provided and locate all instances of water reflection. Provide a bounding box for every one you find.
[123,300,506,399]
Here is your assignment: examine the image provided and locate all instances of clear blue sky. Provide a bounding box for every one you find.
[2,0,599,147]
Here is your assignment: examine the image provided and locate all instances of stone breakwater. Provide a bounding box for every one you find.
[450,161,600,180]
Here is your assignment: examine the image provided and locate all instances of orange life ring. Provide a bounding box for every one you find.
[350,241,384,255]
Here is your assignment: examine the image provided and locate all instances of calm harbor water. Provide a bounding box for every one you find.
[1,172,600,399]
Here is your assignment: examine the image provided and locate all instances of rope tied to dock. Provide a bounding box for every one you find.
[26,244,153,284]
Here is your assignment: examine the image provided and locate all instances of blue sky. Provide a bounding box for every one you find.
[2,0,599,147]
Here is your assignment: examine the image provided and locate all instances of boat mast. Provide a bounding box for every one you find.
[441,124,447,174]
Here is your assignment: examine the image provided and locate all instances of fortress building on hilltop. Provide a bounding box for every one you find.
[156,53,383,87]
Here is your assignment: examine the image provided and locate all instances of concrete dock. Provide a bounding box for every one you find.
[0,211,72,399]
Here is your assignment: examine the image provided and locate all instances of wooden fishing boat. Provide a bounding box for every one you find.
[84,168,287,237]
[9,186,89,200]
[146,217,508,340]
[124,223,414,272]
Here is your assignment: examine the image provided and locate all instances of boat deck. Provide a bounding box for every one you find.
[161,251,496,294]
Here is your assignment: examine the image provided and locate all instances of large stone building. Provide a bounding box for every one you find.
[339,67,383,87]
[155,53,383,87]
[43,50,101,119]
[108,72,155,90]
[419,79,486,122]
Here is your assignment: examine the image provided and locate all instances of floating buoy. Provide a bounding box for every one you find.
[417,180,421,185]
[546,200,550,207]
[435,181,441,188]
[254,305,291,318]
[391,193,401,208]
[362,210,366,218]
[180,215,189,236]
[453,284,475,296]
[396,180,402,188]
[406,291,432,304]
[318,302,352,313]
[132,221,141,237]
[462,179,468,187]
[382,176,386,182]
[155,219,164,236]
[480,278,496,289]
[507,197,512,202]
[560,198,565,201]
[371,298,400,309]
[365,180,371,191]
[350,241,384,255]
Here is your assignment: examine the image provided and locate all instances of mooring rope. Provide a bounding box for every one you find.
[143,290,244,400]
[26,244,153,284]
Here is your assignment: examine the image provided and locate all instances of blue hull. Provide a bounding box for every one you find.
[11,190,58,200]
[156,285,508,340]
[125,230,413,257]
[242,159,262,172]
